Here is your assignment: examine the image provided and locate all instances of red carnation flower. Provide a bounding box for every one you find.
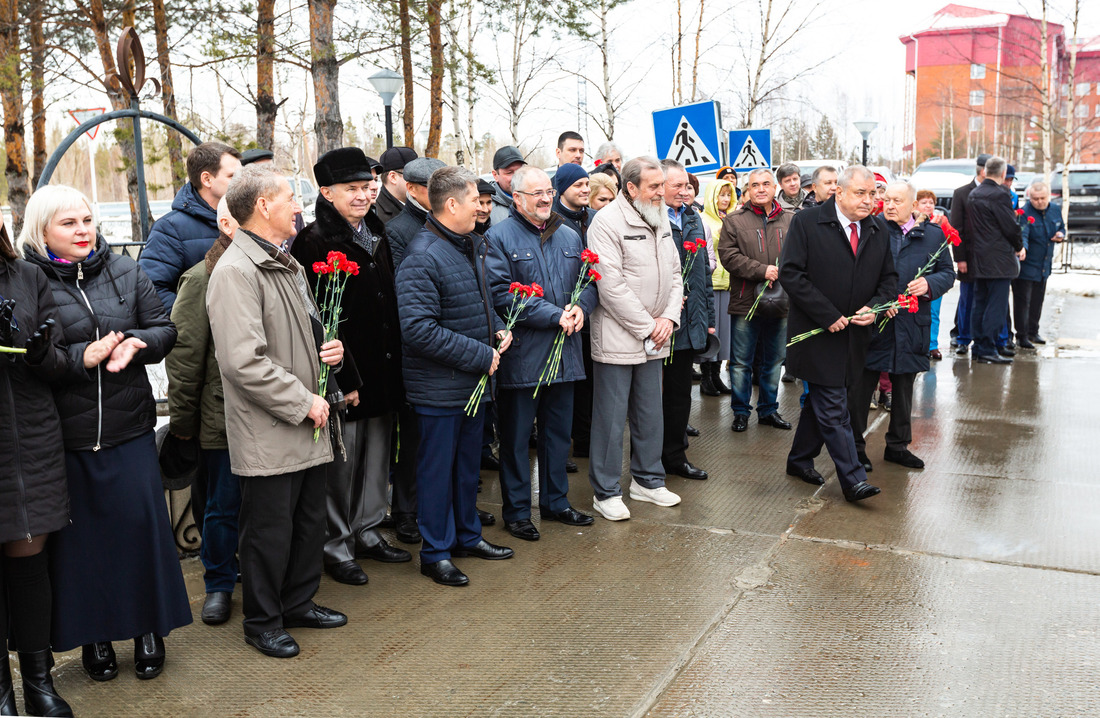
[898,293,908,305]
[696,238,707,251]
[587,269,602,281]
[1027,216,1036,224]
[947,230,961,247]
[313,261,327,274]
[1016,209,1025,216]
[683,241,699,253]
[908,296,919,313]
[344,261,360,275]
[581,249,600,264]
[531,283,544,298]
[509,282,524,294]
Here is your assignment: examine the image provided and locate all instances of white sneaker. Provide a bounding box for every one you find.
[629,480,682,507]
[592,495,631,521]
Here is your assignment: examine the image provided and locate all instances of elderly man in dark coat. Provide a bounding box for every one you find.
[849,182,954,472]
[779,166,897,503]
[966,156,1024,365]
[485,166,597,542]
[1014,180,1064,348]
[291,148,410,586]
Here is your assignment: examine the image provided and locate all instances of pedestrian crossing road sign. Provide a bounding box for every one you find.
[729,129,772,172]
[652,100,723,174]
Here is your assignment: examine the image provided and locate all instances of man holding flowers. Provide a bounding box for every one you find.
[848,182,955,472]
[485,166,598,541]
[778,165,897,503]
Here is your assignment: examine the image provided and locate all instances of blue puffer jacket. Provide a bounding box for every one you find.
[1019,200,1064,282]
[672,206,715,351]
[139,182,220,313]
[396,215,505,408]
[485,209,598,390]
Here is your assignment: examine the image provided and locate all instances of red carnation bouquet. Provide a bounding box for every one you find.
[666,238,707,363]
[310,250,359,440]
[534,249,600,396]
[465,282,541,416]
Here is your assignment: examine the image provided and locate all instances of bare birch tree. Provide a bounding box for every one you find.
[0,0,29,232]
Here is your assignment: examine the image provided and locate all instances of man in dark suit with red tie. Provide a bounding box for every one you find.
[778,166,898,502]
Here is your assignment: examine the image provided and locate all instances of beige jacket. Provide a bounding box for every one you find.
[588,193,683,365]
[206,229,332,477]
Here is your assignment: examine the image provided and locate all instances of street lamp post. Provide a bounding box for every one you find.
[368,69,404,150]
[853,119,879,167]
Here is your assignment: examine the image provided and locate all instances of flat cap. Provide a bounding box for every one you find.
[404,157,447,185]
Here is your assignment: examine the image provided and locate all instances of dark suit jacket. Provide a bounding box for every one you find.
[950,178,978,279]
[966,179,1023,280]
[778,197,897,388]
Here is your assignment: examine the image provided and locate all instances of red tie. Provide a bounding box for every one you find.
[848,222,859,255]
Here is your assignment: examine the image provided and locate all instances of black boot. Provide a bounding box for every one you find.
[699,362,721,396]
[712,362,732,394]
[18,650,73,717]
[1,653,17,717]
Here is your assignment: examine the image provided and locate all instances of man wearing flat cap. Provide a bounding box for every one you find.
[376,146,419,224]
[387,157,446,271]
[490,146,527,225]
[475,179,495,235]
[291,147,410,586]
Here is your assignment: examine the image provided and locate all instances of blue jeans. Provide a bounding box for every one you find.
[201,449,242,594]
[729,314,787,418]
[930,297,942,351]
[954,281,973,346]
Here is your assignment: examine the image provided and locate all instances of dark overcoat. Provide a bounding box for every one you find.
[966,179,1023,280]
[671,207,715,351]
[778,197,897,388]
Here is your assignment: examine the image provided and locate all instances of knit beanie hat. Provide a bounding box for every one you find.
[553,163,589,196]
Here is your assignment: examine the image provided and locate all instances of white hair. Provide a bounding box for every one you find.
[596,141,624,161]
[837,166,876,189]
[17,185,96,258]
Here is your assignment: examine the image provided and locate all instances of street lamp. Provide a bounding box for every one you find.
[369,69,404,150]
[853,119,879,167]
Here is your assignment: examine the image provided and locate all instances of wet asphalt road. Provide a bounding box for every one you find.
[32,278,1100,717]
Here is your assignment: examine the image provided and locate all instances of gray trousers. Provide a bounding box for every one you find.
[588,359,666,500]
[324,414,392,565]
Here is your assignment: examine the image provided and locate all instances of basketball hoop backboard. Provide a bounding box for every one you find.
[68,108,107,140]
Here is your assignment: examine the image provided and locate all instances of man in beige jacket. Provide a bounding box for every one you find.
[586,156,684,521]
[207,165,347,659]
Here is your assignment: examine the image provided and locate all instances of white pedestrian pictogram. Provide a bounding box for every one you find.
[665,117,713,167]
[733,134,767,169]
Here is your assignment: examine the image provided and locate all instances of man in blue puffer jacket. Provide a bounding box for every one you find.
[485,167,598,543]
[396,165,515,587]
[140,142,241,313]
[1014,180,1064,348]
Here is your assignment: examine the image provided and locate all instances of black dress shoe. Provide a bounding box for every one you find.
[133,633,164,680]
[246,629,300,658]
[421,559,469,586]
[685,424,700,437]
[201,592,232,625]
[1017,338,1035,349]
[452,539,514,560]
[997,345,1016,357]
[539,506,595,526]
[786,463,825,486]
[842,481,881,502]
[379,513,396,528]
[81,642,117,682]
[884,447,925,468]
[955,344,969,355]
[664,460,708,480]
[1030,335,1046,345]
[759,412,791,430]
[394,514,422,543]
[781,370,796,383]
[856,452,873,472]
[504,519,541,541]
[731,415,749,432]
[480,454,501,472]
[356,538,412,563]
[477,508,495,526]
[326,560,369,585]
[565,459,579,473]
[975,353,1012,364]
[283,604,348,629]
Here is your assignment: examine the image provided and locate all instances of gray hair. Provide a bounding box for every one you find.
[1028,179,1049,195]
[225,164,286,225]
[659,158,685,175]
[428,166,478,211]
[984,156,1007,180]
[621,156,662,198]
[596,141,623,161]
[746,168,776,185]
[886,180,916,203]
[17,185,96,258]
[837,165,876,189]
[776,163,800,182]
[510,165,549,195]
[811,165,838,185]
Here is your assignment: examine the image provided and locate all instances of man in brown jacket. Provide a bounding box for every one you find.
[718,168,793,433]
[207,165,347,659]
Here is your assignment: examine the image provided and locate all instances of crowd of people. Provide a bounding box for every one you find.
[0,128,1063,715]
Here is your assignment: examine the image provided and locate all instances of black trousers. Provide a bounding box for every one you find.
[848,369,916,454]
[972,278,1011,358]
[661,344,694,467]
[788,383,866,491]
[239,464,328,636]
[498,383,574,521]
[1012,277,1047,341]
[391,402,419,520]
[571,331,594,454]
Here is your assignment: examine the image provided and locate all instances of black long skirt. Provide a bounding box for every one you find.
[51,431,193,652]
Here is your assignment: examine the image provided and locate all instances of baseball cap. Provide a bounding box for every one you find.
[493,146,526,171]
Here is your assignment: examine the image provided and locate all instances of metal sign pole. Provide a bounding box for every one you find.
[86,137,99,215]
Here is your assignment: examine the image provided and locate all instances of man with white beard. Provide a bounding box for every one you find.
[585,156,684,521]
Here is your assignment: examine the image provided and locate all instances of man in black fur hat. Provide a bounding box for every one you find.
[291,147,411,586]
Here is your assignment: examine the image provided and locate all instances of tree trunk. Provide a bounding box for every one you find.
[399,0,414,147]
[309,0,343,154]
[29,0,45,188]
[465,2,476,168]
[447,0,463,166]
[1039,0,1052,184]
[674,0,682,104]
[691,0,703,102]
[1060,0,1081,258]
[425,0,443,157]
[256,0,277,150]
[151,0,185,189]
[747,0,774,127]
[0,0,28,234]
[600,0,614,139]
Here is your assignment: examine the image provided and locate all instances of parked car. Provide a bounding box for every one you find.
[286,175,318,222]
[908,158,977,212]
[789,159,849,179]
[1050,166,1100,241]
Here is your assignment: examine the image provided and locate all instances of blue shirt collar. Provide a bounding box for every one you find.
[666,203,687,228]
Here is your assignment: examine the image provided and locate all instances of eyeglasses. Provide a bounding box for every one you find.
[515,189,557,200]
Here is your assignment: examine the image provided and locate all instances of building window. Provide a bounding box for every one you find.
[1076,82,1091,97]
[969,116,983,132]
[1077,103,1090,118]
[969,90,985,106]
[1060,102,1068,118]
[1061,84,1070,96]
[971,63,986,79]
